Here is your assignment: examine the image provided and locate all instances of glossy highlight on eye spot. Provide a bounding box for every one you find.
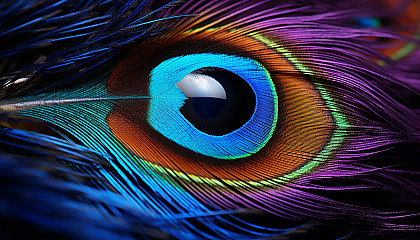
[176,73,227,100]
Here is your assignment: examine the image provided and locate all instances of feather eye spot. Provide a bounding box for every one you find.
[148,53,278,159]
[106,29,337,185]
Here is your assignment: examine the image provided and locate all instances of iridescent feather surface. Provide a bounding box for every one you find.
[0,0,419,239]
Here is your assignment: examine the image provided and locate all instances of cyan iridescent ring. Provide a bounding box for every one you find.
[148,53,278,159]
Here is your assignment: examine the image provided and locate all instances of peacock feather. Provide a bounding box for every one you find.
[0,0,419,239]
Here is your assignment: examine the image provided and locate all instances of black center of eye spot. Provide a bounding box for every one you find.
[177,67,256,136]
